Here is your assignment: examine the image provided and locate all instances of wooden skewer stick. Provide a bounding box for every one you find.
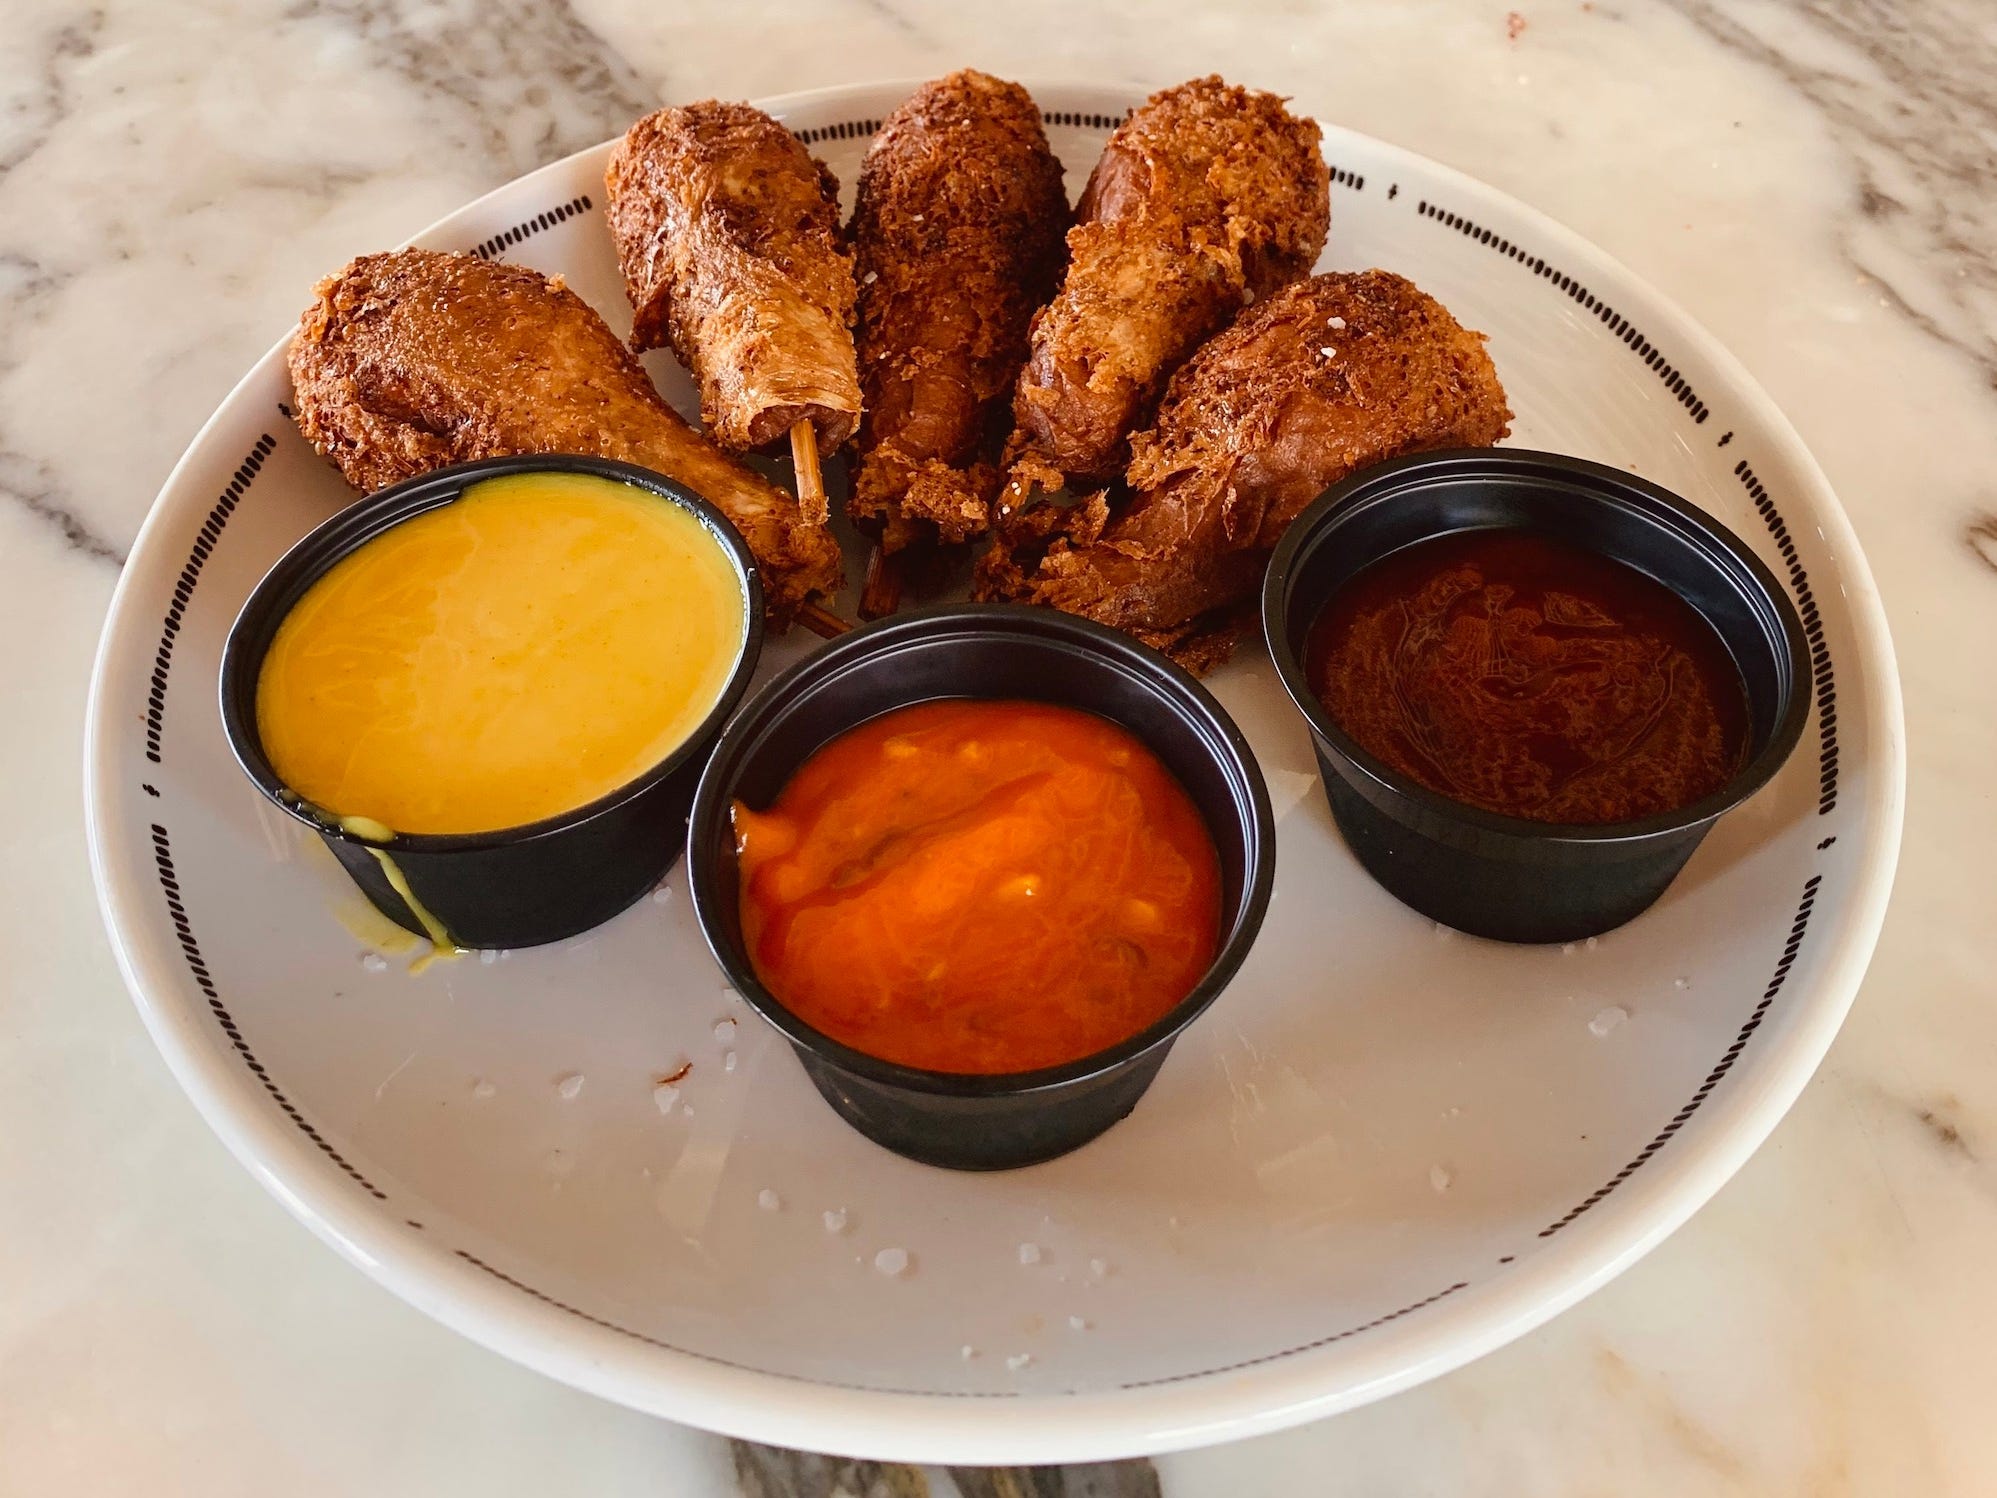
[789,418,829,527]
[786,417,846,638]
[994,466,1046,520]
[796,600,852,639]
[858,544,903,621]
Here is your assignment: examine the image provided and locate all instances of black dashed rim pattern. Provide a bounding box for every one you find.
[1536,878,1821,1238]
[469,195,593,261]
[1413,186,1843,1241]
[1735,458,1840,815]
[453,1251,1022,1398]
[144,434,272,764]
[1417,199,1712,423]
[1119,1282,1469,1389]
[125,114,1856,1398]
[795,118,883,144]
[150,824,387,1201]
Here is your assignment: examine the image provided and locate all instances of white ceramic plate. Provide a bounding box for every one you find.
[84,81,1904,1463]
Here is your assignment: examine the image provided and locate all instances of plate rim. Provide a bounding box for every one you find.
[83,77,1908,1462]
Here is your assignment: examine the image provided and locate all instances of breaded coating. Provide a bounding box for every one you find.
[846,70,1069,553]
[286,249,843,625]
[978,271,1512,667]
[606,102,862,454]
[1008,76,1330,489]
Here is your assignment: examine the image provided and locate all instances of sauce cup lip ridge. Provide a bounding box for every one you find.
[1260,446,1813,847]
[218,453,766,855]
[686,602,1278,1101]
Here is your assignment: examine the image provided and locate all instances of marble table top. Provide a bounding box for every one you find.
[4,0,1991,1492]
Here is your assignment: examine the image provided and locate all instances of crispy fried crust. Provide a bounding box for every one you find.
[605,102,861,452]
[1008,76,1330,488]
[286,249,843,625]
[978,270,1512,669]
[845,70,1069,551]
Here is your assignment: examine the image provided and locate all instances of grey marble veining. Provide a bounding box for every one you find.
[733,1445,937,1498]
[280,0,656,176]
[949,1460,1162,1498]
[1664,0,1997,389]
[0,0,662,566]
[729,1445,1163,1498]
[0,12,117,566]
[1968,512,1997,572]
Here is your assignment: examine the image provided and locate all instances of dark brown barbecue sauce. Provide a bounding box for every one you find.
[1305,530,1750,825]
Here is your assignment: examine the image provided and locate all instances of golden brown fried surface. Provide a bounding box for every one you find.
[978,270,1512,667]
[286,249,843,624]
[845,70,1069,554]
[606,102,861,455]
[1008,76,1330,489]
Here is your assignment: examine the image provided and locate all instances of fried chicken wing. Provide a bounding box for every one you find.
[605,102,862,457]
[1007,76,1330,491]
[286,249,843,624]
[845,70,1068,559]
[978,271,1512,667]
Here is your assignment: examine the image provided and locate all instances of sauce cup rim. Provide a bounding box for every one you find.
[218,453,766,855]
[1260,447,1813,847]
[686,603,1278,1099]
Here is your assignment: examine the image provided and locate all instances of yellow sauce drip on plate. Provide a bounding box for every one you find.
[256,471,746,836]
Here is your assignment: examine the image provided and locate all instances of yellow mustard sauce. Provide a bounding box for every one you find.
[305,816,457,971]
[364,847,463,972]
[255,470,746,838]
[304,834,422,956]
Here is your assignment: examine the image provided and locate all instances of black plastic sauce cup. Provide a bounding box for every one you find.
[1263,449,1810,944]
[687,605,1276,1171]
[220,455,764,951]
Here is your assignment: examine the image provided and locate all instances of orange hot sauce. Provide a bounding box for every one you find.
[731,700,1223,1075]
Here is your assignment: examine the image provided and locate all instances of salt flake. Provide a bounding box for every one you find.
[874,1247,911,1277]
